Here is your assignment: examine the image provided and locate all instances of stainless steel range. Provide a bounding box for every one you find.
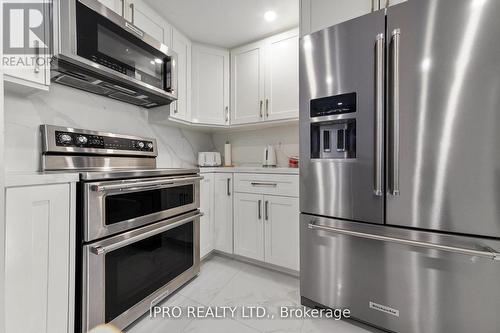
[300,1,500,332]
[41,125,202,332]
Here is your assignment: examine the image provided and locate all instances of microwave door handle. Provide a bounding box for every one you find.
[374,33,384,196]
[91,176,204,192]
[390,29,401,196]
[91,212,204,255]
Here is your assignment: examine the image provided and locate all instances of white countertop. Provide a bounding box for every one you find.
[199,166,299,175]
[5,172,80,187]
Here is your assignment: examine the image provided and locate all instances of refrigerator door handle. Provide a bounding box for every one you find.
[374,33,384,196]
[308,221,500,261]
[390,29,401,196]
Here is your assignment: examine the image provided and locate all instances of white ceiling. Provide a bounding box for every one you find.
[143,0,299,48]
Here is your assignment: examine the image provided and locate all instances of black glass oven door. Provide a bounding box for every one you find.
[104,184,194,225]
[75,1,172,91]
[105,221,193,322]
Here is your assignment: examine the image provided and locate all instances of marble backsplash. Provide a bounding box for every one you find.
[4,84,215,172]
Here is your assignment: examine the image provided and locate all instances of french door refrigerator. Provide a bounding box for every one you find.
[299,1,500,332]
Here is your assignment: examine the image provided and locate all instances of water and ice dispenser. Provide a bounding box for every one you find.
[310,93,356,159]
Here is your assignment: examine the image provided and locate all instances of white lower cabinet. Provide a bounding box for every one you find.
[264,196,300,271]
[213,173,233,254]
[234,193,299,270]
[201,171,299,271]
[200,173,215,258]
[233,192,265,261]
[5,183,75,333]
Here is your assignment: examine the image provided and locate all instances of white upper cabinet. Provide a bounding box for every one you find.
[231,43,265,125]
[231,28,299,125]
[300,0,374,36]
[264,29,299,121]
[387,0,407,6]
[97,0,124,16]
[191,44,230,125]
[3,0,51,90]
[127,0,172,46]
[171,28,192,121]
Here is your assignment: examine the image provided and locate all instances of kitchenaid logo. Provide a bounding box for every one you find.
[2,1,52,69]
[369,301,400,317]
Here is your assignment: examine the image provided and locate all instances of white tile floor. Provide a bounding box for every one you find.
[126,255,383,333]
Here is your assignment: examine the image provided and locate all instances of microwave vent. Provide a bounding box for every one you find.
[55,74,112,95]
[108,92,151,106]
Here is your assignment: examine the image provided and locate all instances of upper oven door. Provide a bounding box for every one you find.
[83,175,201,241]
[74,0,173,92]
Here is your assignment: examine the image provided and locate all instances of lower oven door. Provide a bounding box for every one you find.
[84,175,201,241]
[82,210,201,332]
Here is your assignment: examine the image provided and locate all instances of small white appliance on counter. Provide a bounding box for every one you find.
[262,145,277,167]
[198,152,222,167]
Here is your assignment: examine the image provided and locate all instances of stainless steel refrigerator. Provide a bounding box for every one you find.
[299,1,500,332]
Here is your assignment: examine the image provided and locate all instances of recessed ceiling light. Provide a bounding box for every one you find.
[264,10,277,22]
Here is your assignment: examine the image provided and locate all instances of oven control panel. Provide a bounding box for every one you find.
[54,130,154,152]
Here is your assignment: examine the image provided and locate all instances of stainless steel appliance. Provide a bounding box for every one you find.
[41,125,201,332]
[300,1,500,332]
[52,0,177,108]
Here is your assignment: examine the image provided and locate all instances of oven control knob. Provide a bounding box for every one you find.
[147,142,153,149]
[137,141,145,149]
[59,134,72,144]
[76,135,88,144]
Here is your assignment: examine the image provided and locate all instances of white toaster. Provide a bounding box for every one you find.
[198,152,222,167]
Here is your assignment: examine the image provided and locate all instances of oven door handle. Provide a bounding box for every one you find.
[91,212,204,255]
[91,176,203,192]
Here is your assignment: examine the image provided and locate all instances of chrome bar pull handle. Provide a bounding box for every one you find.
[265,200,269,221]
[120,0,125,17]
[259,100,263,118]
[227,178,231,196]
[129,3,135,23]
[258,200,262,220]
[34,40,40,73]
[374,33,384,197]
[390,29,401,196]
[265,99,269,118]
[225,106,229,123]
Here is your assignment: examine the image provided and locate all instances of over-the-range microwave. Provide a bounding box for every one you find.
[52,0,177,108]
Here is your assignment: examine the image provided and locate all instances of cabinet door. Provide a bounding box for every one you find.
[200,173,215,258]
[5,184,73,333]
[191,44,230,125]
[171,28,192,121]
[127,0,172,46]
[264,195,299,270]
[233,193,264,261]
[97,0,123,15]
[231,44,265,124]
[300,0,374,36]
[264,30,299,121]
[214,174,233,253]
[3,0,51,88]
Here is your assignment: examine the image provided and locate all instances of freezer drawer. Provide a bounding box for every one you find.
[300,214,500,333]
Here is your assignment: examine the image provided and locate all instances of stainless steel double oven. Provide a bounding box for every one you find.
[41,125,202,332]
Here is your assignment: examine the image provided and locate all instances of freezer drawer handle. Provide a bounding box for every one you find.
[91,176,203,192]
[308,221,500,261]
[91,212,204,255]
[374,33,385,197]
